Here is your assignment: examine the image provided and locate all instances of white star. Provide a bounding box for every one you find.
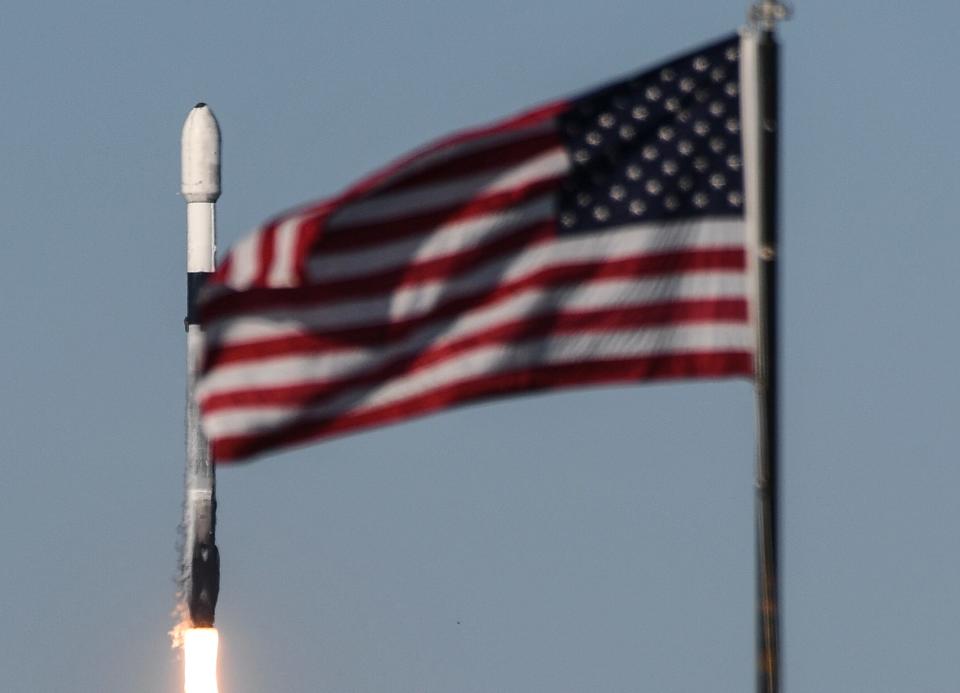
[645,85,662,102]
[727,191,743,207]
[660,67,676,82]
[586,131,602,145]
[693,56,710,72]
[709,173,726,189]
[598,112,616,129]
[593,205,611,222]
[631,105,649,121]
[645,178,663,195]
[642,145,659,161]
[626,164,643,180]
[619,124,636,141]
[629,199,647,216]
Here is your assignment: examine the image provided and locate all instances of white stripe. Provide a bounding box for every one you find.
[226,232,260,290]
[206,218,747,345]
[197,271,749,399]
[739,29,762,373]
[266,215,303,288]
[329,148,569,228]
[308,196,554,282]
[203,324,754,439]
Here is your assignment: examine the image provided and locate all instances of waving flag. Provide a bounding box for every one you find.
[197,33,755,462]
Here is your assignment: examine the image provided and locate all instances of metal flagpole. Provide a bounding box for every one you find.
[181,103,222,628]
[744,2,788,692]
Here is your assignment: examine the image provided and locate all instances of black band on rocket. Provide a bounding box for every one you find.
[186,272,213,327]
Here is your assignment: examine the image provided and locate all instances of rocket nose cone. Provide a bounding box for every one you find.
[181,104,221,202]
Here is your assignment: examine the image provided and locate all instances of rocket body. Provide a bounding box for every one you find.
[181,104,221,627]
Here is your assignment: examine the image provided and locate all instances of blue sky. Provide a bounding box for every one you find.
[1,1,958,691]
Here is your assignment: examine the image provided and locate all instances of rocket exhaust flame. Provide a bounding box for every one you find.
[183,628,220,693]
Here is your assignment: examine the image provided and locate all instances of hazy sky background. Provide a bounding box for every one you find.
[2,1,958,691]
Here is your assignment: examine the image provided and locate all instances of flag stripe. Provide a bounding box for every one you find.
[267,215,306,288]
[347,108,564,199]
[211,351,753,462]
[311,176,564,254]
[202,258,747,381]
[327,148,570,228]
[203,295,747,371]
[380,131,563,193]
[206,260,747,355]
[308,195,555,282]
[204,218,746,323]
[203,324,754,438]
[201,300,749,412]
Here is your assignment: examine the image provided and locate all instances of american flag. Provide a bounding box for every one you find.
[197,34,756,462]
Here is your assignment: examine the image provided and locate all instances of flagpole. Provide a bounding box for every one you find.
[181,103,221,628]
[746,3,787,692]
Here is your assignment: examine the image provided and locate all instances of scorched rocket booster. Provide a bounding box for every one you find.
[180,103,221,627]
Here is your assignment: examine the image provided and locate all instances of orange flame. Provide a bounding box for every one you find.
[183,628,219,693]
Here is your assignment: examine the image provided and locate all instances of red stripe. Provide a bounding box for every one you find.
[211,255,232,285]
[291,216,317,286]
[380,132,563,193]
[201,300,750,412]
[266,221,556,311]
[254,222,278,288]
[206,296,747,370]
[320,176,562,251]
[201,246,746,325]
[210,352,754,462]
[302,102,567,224]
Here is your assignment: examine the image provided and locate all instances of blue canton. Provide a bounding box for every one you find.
[556,35,744,233]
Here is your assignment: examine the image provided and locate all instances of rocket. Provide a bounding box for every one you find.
[180,103,221,627]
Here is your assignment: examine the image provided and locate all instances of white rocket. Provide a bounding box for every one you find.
[180,103,220,627]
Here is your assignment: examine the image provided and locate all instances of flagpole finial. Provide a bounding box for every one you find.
[748,0,792,32]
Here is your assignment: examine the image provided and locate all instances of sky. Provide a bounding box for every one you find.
[1,1,958,692]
